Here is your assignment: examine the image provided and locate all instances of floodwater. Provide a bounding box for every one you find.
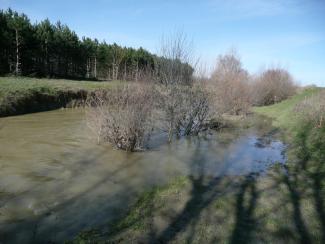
[0,109,286,243]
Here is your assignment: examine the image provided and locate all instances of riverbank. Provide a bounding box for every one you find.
[71,87,325,243]
[0,77,120,117]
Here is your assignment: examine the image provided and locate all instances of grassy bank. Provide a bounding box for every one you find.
[0,77,120,117]
[71,87,325,243]
[254,87,322,129]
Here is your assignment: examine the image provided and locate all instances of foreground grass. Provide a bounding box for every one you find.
[71,87,325,243]
[0,76,122,116]
[72,169,324,243]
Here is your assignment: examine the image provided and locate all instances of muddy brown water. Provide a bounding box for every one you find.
[0,109,286,243]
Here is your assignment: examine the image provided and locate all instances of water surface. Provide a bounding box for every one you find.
[0,109,286,243]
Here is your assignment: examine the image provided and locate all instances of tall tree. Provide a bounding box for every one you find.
[0,9,193,81]
[7,9,31,75]
[35,19,54,75]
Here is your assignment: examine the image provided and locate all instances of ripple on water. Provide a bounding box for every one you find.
[0,109,286,243]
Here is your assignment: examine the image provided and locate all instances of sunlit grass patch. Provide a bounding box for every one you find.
[0,76,123,116]
[254,87,323,130]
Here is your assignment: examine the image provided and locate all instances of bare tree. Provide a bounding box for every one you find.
[8,14,26,75]
[111,44,124,80]
[252,67,296,106]
[157,31,196,85]
[210,50,251,115]
[153,31,211,140]
[157,83,211,141]
[14,28,21,75]
[86,84,155,151]
[180,84,211,135]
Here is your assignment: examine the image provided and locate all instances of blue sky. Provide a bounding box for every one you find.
[1,0,324,86]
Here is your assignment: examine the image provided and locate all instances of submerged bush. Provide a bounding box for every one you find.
[86,82,212,149]
[252,68,296,106]
[86,84,155,151]
[157,83,211,141]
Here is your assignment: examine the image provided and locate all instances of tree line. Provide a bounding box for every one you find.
[0,9,193,81]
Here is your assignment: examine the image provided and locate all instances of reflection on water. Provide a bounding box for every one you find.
[0,109,286,243]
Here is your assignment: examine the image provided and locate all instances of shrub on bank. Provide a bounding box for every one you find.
[294,90,325,129]
[210,51,251,115]
[252,68,296,106]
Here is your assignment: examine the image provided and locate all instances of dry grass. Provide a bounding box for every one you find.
[294,90,325,128]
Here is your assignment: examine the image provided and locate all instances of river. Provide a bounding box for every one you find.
[0,109,286,243]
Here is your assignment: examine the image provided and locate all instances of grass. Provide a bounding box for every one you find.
[0,76,122,116]
[71,170,324,243]
[254,87,323,129]
[0,76,120,98]
[70,86,325,243]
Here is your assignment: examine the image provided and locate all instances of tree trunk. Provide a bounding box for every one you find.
[124,62,127,81]
[94,56,97,78]
[115,65,119,80]
[135,60,139,82]
[45,39,49,76]
[112,65,115,80]
[15,28,21,75]
[86,58,90,78]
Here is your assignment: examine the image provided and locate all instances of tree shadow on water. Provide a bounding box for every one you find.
[154,139,235,243]
[107,127,324,244]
